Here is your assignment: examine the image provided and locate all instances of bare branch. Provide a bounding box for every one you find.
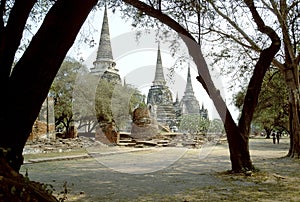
[269,0,295,63]
[261,0,275,14]
[208,27,260,51]
[288,0,300,12]
[238,0,281,135]
[208,1,261,53]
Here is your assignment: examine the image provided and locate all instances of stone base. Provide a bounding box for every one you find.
[95,123,119,145]
[130,123,159,140]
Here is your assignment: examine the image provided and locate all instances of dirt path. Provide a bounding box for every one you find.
[20,137,299,201]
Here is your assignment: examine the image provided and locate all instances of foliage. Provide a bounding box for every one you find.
[179,114,209,135]
[208,119,225,134]
[112,0,299,139]
[72,69,99,133]
[95,80,145,131]
[253,71,289,134]
[50,57,84,135]
[234,70,289,135]
[179,116,224,135]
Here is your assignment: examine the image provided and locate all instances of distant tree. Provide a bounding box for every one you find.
[234,70,289,138]
[208,119,225,134]
[72,68,99,134]
[95,79,145,131]
[179,114,209,135]
[50,57,84,137]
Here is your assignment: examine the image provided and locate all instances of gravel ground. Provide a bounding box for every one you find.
[20,137,297,201]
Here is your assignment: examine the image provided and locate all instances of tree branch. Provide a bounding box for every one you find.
[208,0,261,52]
[0,0,37,85]
[238,0,281,135]
[208,27,259,51]
[0,0,6,32]
[269,0,294,63]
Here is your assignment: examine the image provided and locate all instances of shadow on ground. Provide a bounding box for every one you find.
[20,137,300,201]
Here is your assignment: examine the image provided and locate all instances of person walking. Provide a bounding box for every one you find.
[276,132,280,144]
[272,132,276,144]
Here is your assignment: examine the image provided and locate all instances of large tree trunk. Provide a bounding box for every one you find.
[284,68,300,157]
[0,0,37,85]
[0,0,97,172]
[268,0,300,158]
[288,93,300,157]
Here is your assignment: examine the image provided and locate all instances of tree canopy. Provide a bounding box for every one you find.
[95,79,145,131]
[50,57,85,136]
[235,70,289,137]
[179,114,209,135]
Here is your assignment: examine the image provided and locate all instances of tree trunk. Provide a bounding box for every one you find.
[269,0,300,157]
[0,0,37,85]
[0,0,97,172]
[287,87,300,157]
[281,60,300,158]
[264,127,272,139]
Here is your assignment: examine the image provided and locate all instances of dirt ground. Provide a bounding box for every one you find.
[20,136,300,201]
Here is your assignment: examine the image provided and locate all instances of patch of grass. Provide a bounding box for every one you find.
[125,169,300,202]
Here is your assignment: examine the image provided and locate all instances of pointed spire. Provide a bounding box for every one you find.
[153,43,166,86]
[96,5,113,62]
[184,64,195,96]
[91,5,117,76]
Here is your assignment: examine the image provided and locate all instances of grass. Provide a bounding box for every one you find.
[118,160,300,202]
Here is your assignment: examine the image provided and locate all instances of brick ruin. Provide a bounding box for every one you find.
[27,97,56,141]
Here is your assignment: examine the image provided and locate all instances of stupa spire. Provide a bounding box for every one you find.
[153,44,166,86]
[91,5,116,76]
[184,64,195,97]
[96,5,113,61]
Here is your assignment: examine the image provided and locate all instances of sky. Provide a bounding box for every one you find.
[67,7,240,121]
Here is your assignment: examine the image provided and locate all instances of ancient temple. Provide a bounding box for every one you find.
[147,45,176,127]
[89,5,208,134]
[90,5,121,84]
[180,65,208,118]
[173,93,181,118]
